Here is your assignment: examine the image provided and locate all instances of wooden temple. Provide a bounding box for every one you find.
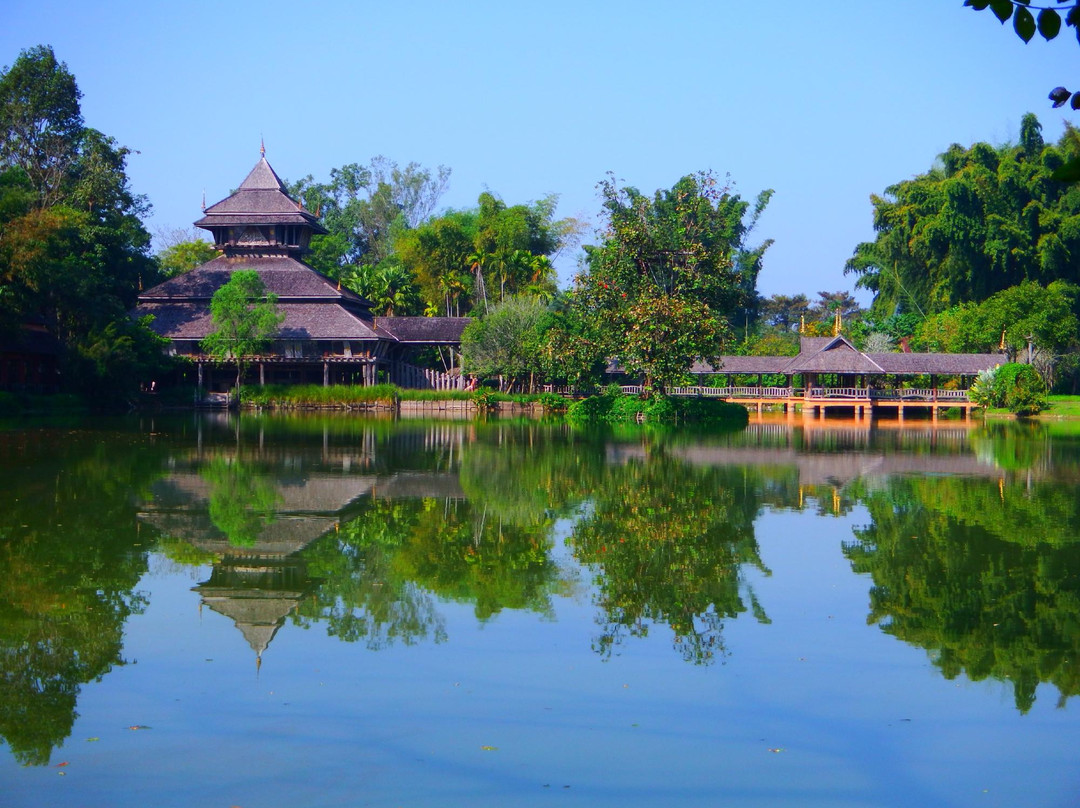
[135,153,468,394]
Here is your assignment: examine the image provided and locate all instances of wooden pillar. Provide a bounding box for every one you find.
[323,361,329,387]
[197,362,204,392]
[259,363,265,386]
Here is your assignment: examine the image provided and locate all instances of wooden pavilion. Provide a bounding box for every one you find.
[135,152,468,395]
[607,334,1003,418]
[682,335,1001,418]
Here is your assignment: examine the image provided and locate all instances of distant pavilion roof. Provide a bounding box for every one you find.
[694,335,1001,377]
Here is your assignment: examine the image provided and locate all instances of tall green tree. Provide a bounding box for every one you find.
[289,157,451,276]
[460,295,549,392]
[201,270,284,393]
[846,113,1080,318]
[565,172,772,390]
[0,45,83,207]
[0,46,162,398]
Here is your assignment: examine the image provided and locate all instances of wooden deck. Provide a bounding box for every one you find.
[617,385,979,419]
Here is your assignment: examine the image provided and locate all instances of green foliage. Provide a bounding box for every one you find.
[156,239,217,277]
[341,256,422,316]
[201,270,284,392]
[969,362,1048,414]
[289,157,451,272]
[0,45,83,207]
[241,383,401,408]
[999,362,1049,415]
[0,46,159,399]
[571,172,772,390]
[846,115,1080,318]
[461,295,548,391]
[913,280,1079,355]
[567,391,749,424]
[66,315,176,407]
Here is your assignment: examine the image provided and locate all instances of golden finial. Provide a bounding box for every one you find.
[260,137,265,158]
[799,315,805,334]
[999,329,1006,351]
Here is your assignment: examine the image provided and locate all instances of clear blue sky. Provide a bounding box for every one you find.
[4,0,1077,303]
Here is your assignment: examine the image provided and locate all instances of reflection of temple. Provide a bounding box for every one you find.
[137,448,465,662]
[196,558,315,664]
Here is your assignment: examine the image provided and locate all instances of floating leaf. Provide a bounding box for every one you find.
[85,737,99,742]
[127,725,152,731]
[480,745,498,751]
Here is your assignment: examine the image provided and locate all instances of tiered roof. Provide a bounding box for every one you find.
[137,153,471,351]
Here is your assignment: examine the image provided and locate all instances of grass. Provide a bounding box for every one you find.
[237,384,568,411]
[1041,395,1080,418]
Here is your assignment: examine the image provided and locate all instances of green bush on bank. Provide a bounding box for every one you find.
[971,363,1047,416]
[567,390,749,425]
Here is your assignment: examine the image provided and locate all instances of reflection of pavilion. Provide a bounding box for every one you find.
[607,420,1004,488]
[138,456,465,663]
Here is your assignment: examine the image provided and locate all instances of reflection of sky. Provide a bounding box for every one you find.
[9,504,1080,807]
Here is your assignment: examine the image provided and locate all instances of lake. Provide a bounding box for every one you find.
[2,412,1079,807]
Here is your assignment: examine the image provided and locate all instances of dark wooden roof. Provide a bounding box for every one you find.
[375,317,470,344]
[141,255,373,306]
[194,157,327,233]
[139,301,381,341]
[697,335,1002,376]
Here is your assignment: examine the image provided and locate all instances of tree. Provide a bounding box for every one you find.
[201,270,284,394]
[570,171,773,391]
[0,45,83,207]
[289,157,451,274]
[761,293,810,331]
[0,46,161,398]
[845,114,1080,318]
[156,238,217,277]
[461,295,549,392]
[342,257,422,316]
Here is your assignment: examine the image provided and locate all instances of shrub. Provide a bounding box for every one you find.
[997,364,1047,416]
[971,364,1047,416]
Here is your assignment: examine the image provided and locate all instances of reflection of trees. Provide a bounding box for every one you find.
[570,450,770,664]
[295,491,565,645]
[395,498,558,620]
[295,499,447,649]
[200,457,280,547]
[0,435,153,765]
[845,476,1080,712]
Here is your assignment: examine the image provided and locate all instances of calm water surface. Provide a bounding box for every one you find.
[2,413,1079,807]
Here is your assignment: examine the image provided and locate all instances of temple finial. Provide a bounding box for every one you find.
[201,189,206,211]
[260,137,265,158]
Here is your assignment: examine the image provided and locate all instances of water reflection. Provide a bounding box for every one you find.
[2,414,1080,765]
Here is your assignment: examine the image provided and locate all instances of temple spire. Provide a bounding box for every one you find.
[260,136,265,158]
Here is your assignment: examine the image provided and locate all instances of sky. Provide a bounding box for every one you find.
[3,0,1078,304]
